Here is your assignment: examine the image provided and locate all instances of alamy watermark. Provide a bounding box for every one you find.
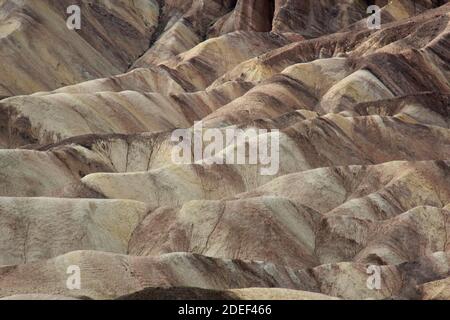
[366,265,382,290]
[66,5,81,30]
[171,122,280,176]
[66,265,81,290]
[66,4,381,31]
[367,5,381,30]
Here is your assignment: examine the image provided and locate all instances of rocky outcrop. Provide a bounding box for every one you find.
[272,0,369,37]
[209,0,276,36]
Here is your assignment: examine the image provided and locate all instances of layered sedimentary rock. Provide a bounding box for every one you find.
[0,197,150,266]
[117,287,341,300]
[0,0,160,95]
[0,0,449,300]
[0,251,318,299]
